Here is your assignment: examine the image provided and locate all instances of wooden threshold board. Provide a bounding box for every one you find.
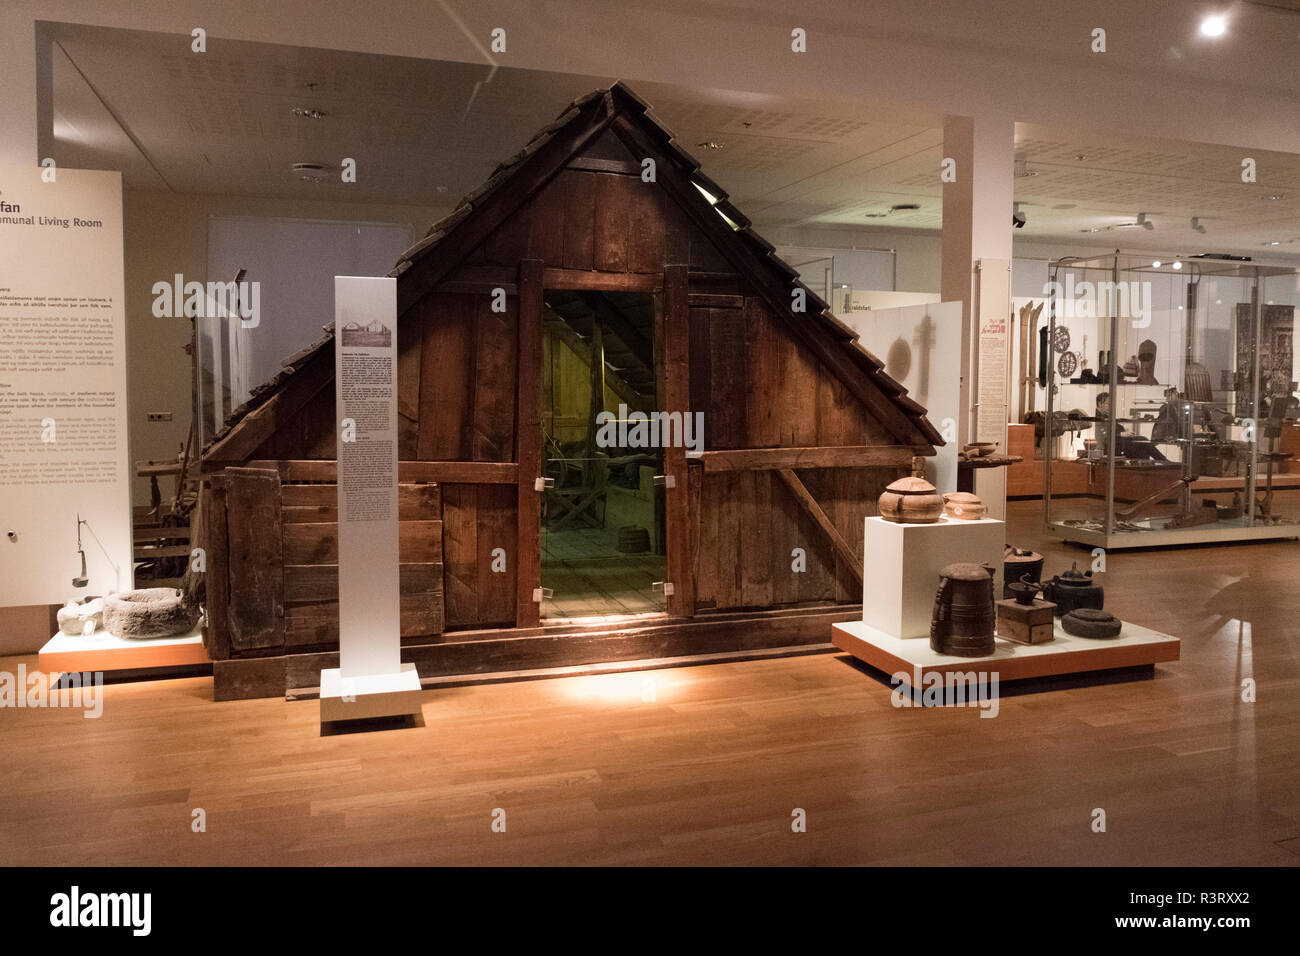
[287,642,836,699]
[832,618,1180,686]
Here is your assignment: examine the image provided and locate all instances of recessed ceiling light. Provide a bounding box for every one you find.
[290,107,329,120]
[1269,241,1281,246]
[1152,260,1162,268]
[1200,14,1227,38]
[1266,195,1283,201]
[1172,260,1183,270]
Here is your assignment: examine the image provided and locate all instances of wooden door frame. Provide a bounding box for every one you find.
[516,265,695,622]
[662,264,694,618]
[515,259,544,627]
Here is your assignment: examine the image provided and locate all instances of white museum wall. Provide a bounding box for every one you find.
[840,301,963,495]
[122,190,447,507]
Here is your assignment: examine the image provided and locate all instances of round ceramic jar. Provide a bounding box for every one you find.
[877,476,943,523]
[942,491,986,520]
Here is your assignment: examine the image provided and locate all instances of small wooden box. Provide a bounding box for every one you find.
[996,598,1056,644]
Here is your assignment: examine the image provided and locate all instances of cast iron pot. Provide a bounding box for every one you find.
[1041,562,1104,618]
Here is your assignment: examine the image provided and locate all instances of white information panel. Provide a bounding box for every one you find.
[0,166,132,606]
[333,276,401,677]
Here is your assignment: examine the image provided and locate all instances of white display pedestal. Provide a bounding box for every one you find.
[319,662,423,723]
[833,617,1180,685]
[839,515,1181,689]
[39,625,208,675]
[862,516,1004,639]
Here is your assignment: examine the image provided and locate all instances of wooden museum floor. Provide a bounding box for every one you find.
[2,498,1299,867]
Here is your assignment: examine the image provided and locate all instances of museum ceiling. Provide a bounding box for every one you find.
[44,22,1300,259]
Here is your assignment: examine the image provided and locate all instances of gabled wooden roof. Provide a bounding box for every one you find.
[202,81,942,461]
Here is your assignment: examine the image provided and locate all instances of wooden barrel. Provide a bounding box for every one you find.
[930,562,996,657]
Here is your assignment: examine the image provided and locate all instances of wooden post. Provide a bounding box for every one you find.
[663,264,694,617]
[224,466,284,652]
[516,259,544,627]
[202,476,230,661]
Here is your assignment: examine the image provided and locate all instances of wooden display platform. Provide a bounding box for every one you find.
[831,617,1179,686]
[38,625,209,674]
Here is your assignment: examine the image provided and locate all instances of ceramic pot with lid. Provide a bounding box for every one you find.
[877,476,943,524]
[1041,562,1104,618]
[942,492,986,521]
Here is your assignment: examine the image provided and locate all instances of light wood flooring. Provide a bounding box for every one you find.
[1,500,1298,866]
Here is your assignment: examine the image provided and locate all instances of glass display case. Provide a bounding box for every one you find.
[1044,252,1300,547]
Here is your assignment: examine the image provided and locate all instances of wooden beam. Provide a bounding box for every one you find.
[687,293,744,309]
[775,468,863,585]
[701,445,933,472]
[542,268,661,292]
[202,477,230,661]
[663,263,694,617]
[243,459,517,484]
[565,156,642,175]
[214,603,859,699]
[515,259,544,628]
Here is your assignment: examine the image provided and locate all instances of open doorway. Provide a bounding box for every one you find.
[540,289,666,620]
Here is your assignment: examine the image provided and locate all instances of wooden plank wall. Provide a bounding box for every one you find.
[458,163,733,277]
[692,465,897,611]
[441,483,517,630]
[688,295,892,450]
[278,481,445,647]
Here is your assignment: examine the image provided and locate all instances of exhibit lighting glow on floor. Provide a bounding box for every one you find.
[558,670,688,704]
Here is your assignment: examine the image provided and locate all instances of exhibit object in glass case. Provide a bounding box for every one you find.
[1045,252,1300,547]
[929,562,997,657]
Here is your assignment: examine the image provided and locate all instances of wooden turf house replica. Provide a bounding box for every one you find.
[198,82,942,699]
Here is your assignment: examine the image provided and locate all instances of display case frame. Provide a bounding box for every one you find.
[1043,251,1300,548]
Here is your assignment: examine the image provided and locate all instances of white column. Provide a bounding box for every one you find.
[941,112,1015,517]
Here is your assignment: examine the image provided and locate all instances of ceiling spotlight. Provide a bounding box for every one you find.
[1191,216,1206,233]
[1012,202,1027,229]
[1152,260,1162,268]
[1172,260,1183,270]
[1136,212,1154,230]
[1200,14,1227,38]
